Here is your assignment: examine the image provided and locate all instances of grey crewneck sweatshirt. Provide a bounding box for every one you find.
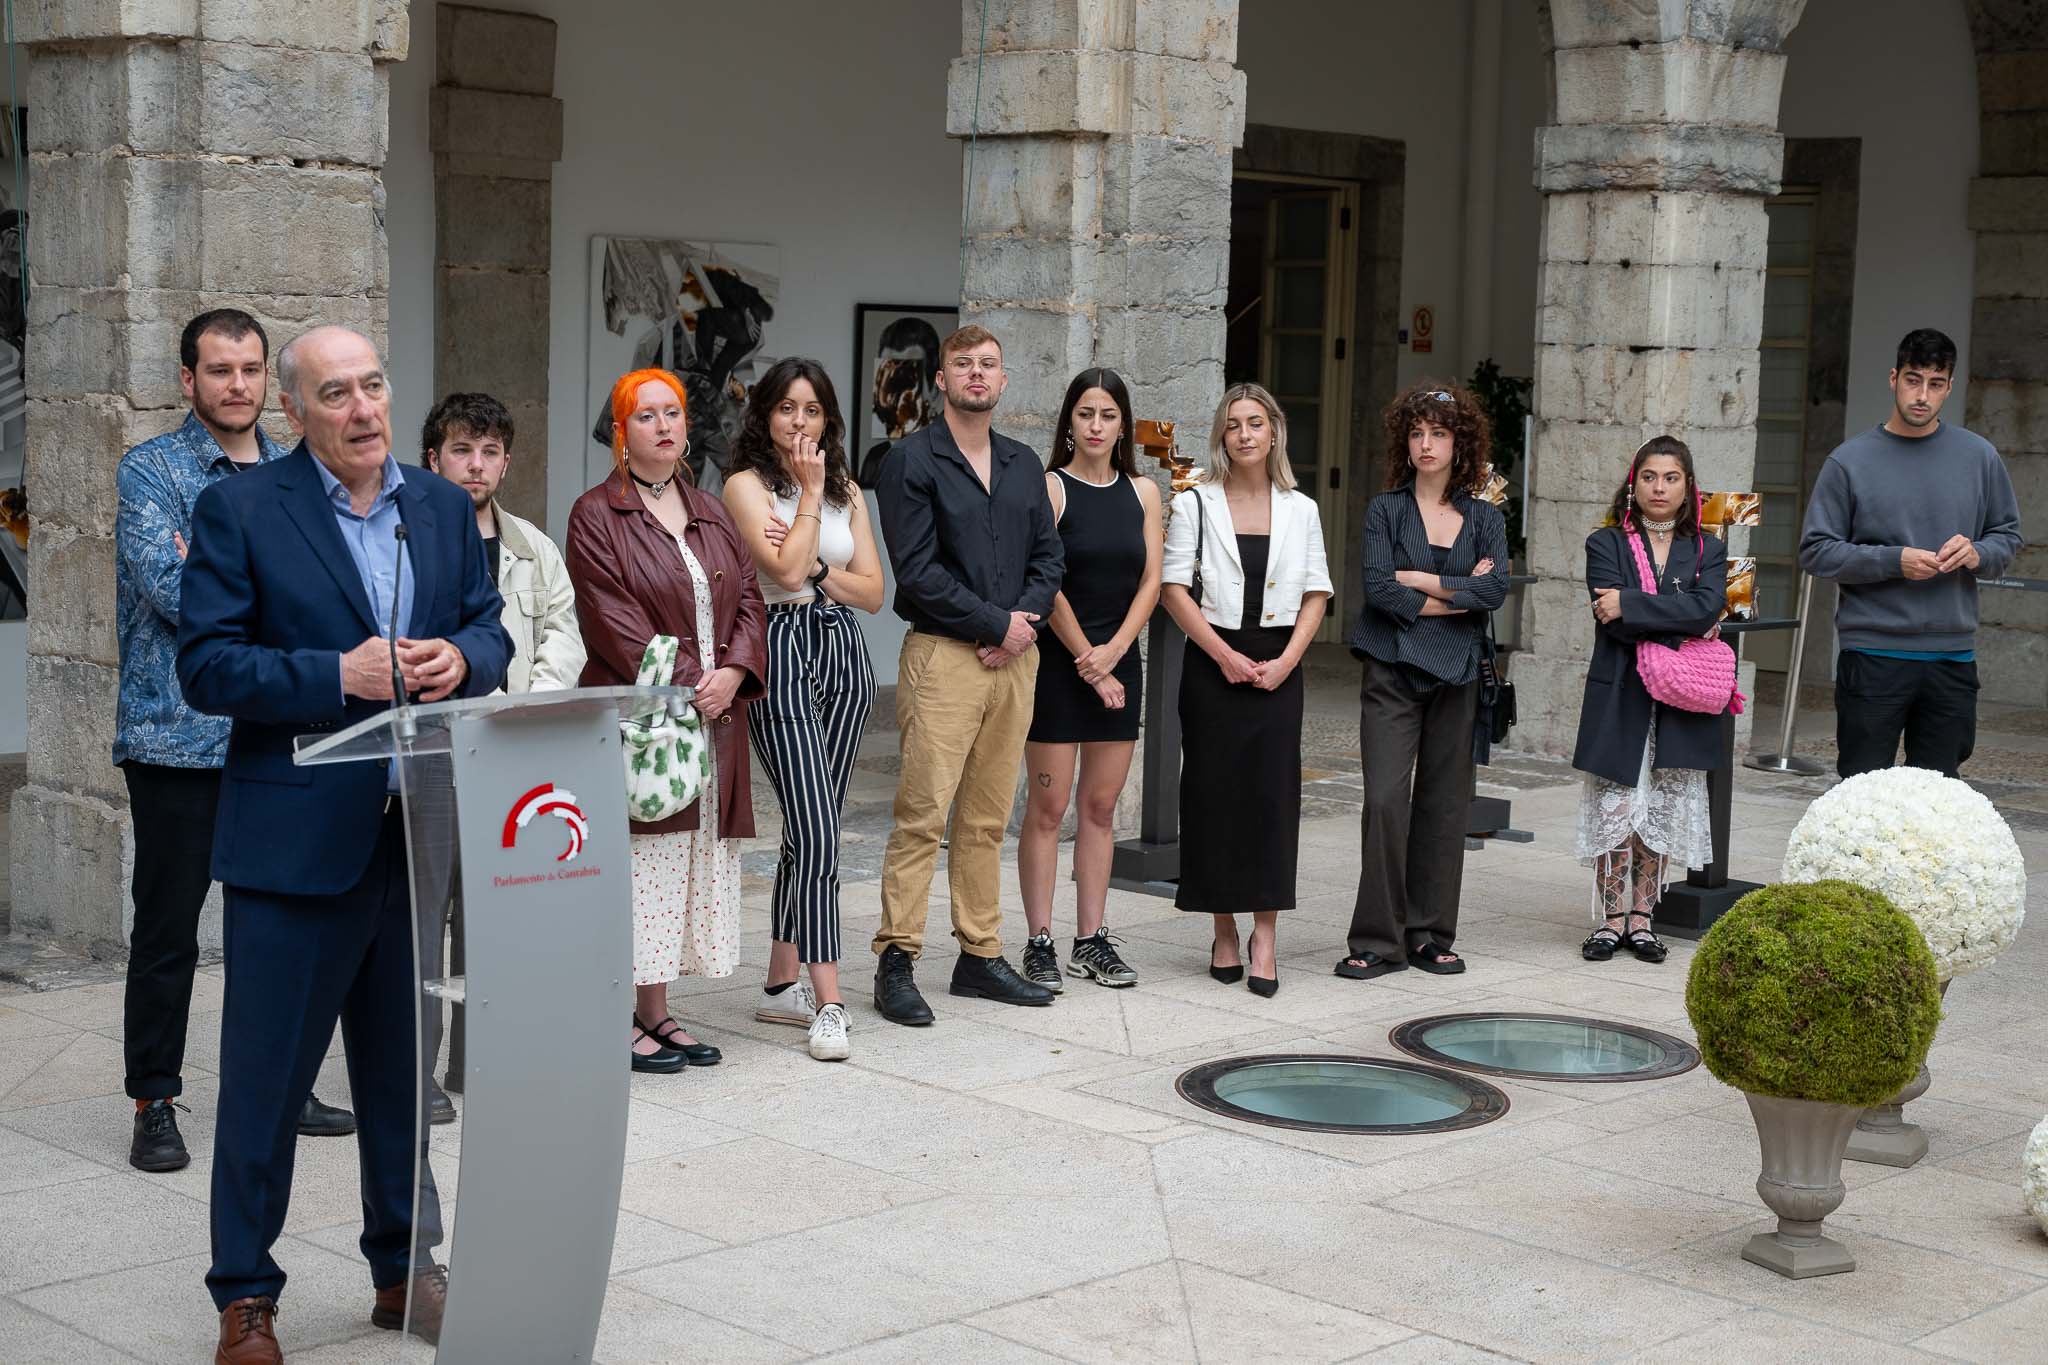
[1798,422,2022,653]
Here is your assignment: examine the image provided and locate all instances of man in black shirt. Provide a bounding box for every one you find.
[873,325,1064,1023]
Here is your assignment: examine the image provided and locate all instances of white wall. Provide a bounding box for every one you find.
[1779,0,1980,431]
[386,1,965,682]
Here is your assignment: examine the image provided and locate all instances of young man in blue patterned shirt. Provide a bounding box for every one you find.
[114,309,355,1171]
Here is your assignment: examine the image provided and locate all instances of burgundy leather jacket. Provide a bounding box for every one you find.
[565,472,768,837]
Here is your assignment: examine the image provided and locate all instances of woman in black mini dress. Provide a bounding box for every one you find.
[1018,368,1162,991]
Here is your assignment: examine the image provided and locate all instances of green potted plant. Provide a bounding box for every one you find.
[1686,880,1942,1278]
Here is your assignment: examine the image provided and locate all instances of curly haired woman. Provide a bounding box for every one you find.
[1337,383,1507,982]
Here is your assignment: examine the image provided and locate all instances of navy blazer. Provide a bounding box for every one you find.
[1349,488,1508,685]
[177,444,513,896]
[1570,525,1730,787]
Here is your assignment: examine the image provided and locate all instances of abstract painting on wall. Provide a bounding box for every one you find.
[852,303,956,487]
[0,106,28,618]
[587,236,782,497]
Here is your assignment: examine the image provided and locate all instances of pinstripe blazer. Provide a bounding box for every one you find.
[1348,488,1508,685]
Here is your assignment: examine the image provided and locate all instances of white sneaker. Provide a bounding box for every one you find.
[756,977,818,1027]
[807,1003,851,1061]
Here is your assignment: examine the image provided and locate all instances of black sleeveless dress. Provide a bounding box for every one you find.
[1028,470,1146,743]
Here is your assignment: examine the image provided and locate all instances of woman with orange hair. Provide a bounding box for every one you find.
[567,369,768,1073]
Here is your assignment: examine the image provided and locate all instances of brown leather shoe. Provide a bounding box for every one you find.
[215,1296,281,1365]
[371,1263,447,1345]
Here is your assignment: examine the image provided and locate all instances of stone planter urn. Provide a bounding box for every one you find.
[1686,881,1942,1280]
[1742,1093,1863,1277]
[1846,978,1950,1168]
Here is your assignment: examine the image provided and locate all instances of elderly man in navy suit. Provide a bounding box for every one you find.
[178,325,511,1364]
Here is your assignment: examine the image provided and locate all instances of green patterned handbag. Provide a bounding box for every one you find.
[620,635,707,823]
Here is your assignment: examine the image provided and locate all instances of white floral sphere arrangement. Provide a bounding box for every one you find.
[1781,767,2026,981]
[2026,1116,2048,1238]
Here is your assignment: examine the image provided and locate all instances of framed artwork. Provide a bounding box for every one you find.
[852,302,956,487]
[0,106,28,618]
[586,235,782,497]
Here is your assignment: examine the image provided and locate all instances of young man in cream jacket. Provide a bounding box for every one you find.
[421,392,584,692]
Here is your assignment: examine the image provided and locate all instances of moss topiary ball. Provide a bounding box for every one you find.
[1685,880,1941,1106]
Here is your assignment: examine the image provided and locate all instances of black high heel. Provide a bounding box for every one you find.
[1209,942,1244,984]
[1246,928,1278,997]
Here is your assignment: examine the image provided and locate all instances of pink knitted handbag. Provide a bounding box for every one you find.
[1625,527,1745,716]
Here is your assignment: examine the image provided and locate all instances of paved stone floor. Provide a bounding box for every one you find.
[3,698,2046,1362]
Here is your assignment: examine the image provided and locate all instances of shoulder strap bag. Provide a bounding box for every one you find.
[1188,488,1207,607]
[620,635,708,823]
[1625,528,1746,716]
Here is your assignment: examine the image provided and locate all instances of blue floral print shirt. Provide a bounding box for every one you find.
[113,412,289,767]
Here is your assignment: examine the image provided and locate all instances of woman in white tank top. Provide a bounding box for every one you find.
[723,359,886,1061]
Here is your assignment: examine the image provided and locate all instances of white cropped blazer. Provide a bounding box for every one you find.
[1161,482,1334,629]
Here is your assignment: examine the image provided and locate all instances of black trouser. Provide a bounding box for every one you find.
[121,762,222,1101]
[1835,650,1979,780]
[1346,657,1479,963]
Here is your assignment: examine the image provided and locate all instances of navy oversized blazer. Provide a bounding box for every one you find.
[1570,524,1730,787]
[177,444,513,897]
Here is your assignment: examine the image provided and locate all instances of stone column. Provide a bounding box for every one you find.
[431,3,562,527]
[1965,4,2048,706]
[8,0,409,946]
[947,0,1245,458]
[947,0,1244,840]
[1513,0,1807,754]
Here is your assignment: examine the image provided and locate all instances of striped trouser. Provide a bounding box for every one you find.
[746,600,876,962]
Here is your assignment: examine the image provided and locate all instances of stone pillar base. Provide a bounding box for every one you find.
[8,787,132,951]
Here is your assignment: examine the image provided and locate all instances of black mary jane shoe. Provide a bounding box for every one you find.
[643,1015,723,1066]
[1334,952,1407,981]
[1623,929,1669,964]
[630,1023,688,1074]
[1581,927,1622,962]
[1407,942,1467,975]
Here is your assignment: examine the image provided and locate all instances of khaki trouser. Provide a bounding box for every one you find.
[875,632,1038,959]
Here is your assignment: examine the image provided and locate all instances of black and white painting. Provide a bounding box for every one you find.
[586,236,781,498]
[1,107,29,619]
[852,303,955,488]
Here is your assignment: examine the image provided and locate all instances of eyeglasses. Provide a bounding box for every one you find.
[947,356,1003,374]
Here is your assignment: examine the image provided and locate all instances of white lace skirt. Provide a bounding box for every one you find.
[1573,726,1712,873]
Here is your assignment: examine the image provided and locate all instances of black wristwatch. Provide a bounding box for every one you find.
[809,559,830,588]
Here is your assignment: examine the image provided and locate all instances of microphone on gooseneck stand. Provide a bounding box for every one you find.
[390,523,416,740]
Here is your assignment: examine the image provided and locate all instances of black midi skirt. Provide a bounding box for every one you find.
[1174,625,1303,913]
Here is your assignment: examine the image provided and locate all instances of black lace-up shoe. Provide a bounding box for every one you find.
[874,945,935,1026]
[130,1098,191,1172]
[949,953,1055,1006]
[298,1092,356,1137]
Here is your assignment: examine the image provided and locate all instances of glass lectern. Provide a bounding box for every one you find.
[294,684,687,1363]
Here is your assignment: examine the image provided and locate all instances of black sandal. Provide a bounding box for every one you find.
[639,1014,723,1066]
[1334,952,1407,980]
[1623,929,1668,964]
[1582,926,1622,962]
[1407,942,1466,975]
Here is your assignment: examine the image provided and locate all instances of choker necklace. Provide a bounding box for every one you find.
[630,467,675,500]
[1639,515,1677,533]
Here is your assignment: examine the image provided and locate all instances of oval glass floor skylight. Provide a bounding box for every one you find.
[1389,1012,1699,1083]
[1175,1054,1508,1135]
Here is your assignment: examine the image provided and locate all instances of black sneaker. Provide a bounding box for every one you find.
[130,1099,191,1172]
[1068,929,1138,987]
[1020,932,1065,993]
[949,953,1055,1006]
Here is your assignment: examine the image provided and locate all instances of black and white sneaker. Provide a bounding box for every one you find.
[1021,931,1064,993]
[1068,929,1138,987]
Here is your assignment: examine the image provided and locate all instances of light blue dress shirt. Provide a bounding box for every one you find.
[314,453,415,790]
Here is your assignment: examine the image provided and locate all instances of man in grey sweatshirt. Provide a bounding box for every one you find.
[1799,328,2022,779]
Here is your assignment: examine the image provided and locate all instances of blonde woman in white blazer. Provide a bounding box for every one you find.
[1160,383,1333,997]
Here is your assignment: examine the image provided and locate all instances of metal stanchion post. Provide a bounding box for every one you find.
[1747,571,1827,776]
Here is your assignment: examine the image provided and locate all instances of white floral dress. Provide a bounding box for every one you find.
[628,536,742,984]
[1572,723,1713,917]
